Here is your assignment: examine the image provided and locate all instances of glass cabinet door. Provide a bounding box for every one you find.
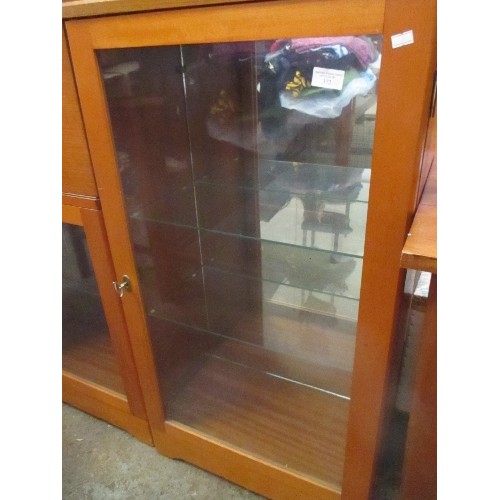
[62,223,126,395]
[97,35,381,489]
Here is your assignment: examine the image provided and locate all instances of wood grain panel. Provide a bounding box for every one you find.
[160,419,341,498]
[62,204,82,226]
[63,370,129,412]
[402,159,437,273]
[146,314,351,490]
[69,0,384,48]
[62,320,126,394]
[62,29,98,198]
[400,203,437,273]
[211,339,353,397]
[163,355,349,487]
[63,0,277,19]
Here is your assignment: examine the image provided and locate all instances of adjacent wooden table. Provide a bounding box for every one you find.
[401,161,437,274]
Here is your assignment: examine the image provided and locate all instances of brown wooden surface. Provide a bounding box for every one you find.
[401,159,437,273]
[399,274,437,499]
[160,420,341,499]
[62,204,83,226]
[63,0,272,19]
[163,355,349,487]
[67,0,384,48]
[62,29,98,198]
[63,372,154,445]
[65,1,435,497]
[209,337,354,397]
[147,312,354,489]
[342,1,437,498]
[62,317,127,394]
[63,370,129,412]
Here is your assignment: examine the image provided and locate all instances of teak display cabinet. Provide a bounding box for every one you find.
[64,0,436,497]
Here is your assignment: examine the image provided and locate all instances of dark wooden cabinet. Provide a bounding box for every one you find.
[62,0,436,497]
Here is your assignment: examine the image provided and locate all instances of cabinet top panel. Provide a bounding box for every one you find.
[63,0,384,26]
[63,0,291,19]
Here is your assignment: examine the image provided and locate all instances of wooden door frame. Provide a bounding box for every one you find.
[65,0,436,496]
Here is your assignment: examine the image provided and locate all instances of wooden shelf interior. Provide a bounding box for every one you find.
[149,310,353,489]
[62,300,126,396]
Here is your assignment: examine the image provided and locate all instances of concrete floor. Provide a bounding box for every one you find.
[62,404,265,500]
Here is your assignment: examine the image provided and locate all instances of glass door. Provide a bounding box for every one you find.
[62,206,150,443]
[62,222,126,394]
[97,34,381,489]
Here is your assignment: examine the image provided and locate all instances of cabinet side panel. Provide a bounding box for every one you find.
[62,29,98,198]
[342,0,437,498]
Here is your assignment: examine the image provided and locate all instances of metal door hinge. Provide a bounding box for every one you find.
[113,275,131,298]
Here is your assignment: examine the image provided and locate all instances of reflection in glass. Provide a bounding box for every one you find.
[98,34,381,488]
[62,224,125,395]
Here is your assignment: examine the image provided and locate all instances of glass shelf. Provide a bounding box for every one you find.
[148,304,355,396]
[194,159,370,202]
[141,261,359,330]
[131,196,368,258]
[133,229,363,308]
[203,260,362,301]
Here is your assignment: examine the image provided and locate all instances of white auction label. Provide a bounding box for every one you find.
[311,67,345,90]
[391,30,414,48]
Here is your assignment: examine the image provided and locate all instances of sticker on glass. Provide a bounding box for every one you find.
[311,67,345,90]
